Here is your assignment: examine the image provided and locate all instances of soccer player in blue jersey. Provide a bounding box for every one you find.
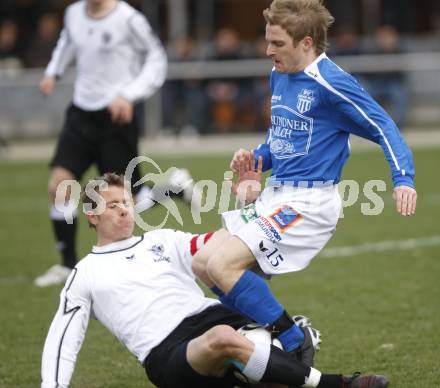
[192,0,417,370]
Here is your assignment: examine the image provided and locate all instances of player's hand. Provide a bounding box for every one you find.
[230,149,253,174]
[108,96,133,124]
[226,152,263,207]
[392,185,417,216]
[39,76,55,96]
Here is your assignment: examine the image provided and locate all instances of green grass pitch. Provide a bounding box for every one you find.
[0,147,439,387]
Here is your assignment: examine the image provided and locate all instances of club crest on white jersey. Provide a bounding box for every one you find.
[149,243,171,262]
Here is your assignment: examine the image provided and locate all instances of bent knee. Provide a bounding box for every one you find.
[205,325,241,354]
[206,242,250,284]
[206,251,228,284]
[48,168,76,199]
[191,254,207,278]
[48,181,60,198]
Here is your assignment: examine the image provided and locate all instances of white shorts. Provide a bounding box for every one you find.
[221,184,341,275]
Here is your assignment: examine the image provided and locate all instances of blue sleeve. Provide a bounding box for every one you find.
[253,129,272,172]
[326,72,415,188]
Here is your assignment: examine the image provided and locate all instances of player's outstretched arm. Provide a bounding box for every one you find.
[392,185,417,216]
[41,269,91,388]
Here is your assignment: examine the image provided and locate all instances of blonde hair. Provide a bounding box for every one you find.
[263,0,335,54]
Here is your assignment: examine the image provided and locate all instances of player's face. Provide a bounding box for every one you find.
[92,185,135,246]
[265,24,309,73]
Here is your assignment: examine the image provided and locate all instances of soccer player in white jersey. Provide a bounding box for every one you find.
[192,0,418,362]
[35,0,195,287]
[41,172,388,388]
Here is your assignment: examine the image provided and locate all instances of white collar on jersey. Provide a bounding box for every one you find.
[92,235,143,254]
[304,52,327,74]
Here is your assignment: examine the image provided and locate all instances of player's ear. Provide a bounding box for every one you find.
[302,36,314,51]
[86,211,99,227]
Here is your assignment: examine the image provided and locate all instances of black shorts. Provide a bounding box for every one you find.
[144,304,251,388]
[50,103,143,192]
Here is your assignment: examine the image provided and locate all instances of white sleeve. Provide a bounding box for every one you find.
[170,230,195,276]
[44,12,76,78]
[119,12,168,102]
[172,230,215,276]
[41,267,91,388]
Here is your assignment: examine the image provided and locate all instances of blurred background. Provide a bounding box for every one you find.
[1,0,440,147]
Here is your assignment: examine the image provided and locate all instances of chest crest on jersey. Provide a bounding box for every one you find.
[149,244,171,263]
[102,31,112,45]
[296,89,315,113]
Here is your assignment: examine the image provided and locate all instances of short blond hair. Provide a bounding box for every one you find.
[263,0,334,54]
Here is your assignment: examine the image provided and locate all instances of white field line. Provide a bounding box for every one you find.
[1,237,439,286]
[321,235,440,258]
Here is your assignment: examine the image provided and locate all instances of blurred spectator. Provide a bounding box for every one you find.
[331,25,362,56]
[24,12,61,68]
[363,25,409,127]
[330,24,367,85]
[162,36,208,135]
[213,27,241,60]
[9,0,40,45]
[248,34,271,131]
[0,19,23,77]
[205,27,251,133]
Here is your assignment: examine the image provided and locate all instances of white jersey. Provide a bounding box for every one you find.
[44,0,167,110]
[41,230,218,388]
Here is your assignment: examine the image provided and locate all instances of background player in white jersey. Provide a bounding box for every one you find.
[41,172,388,388]
[192,0,418,359]
[35,0,194,287]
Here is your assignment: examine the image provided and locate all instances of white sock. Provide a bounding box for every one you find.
[242,341,271,382]
[303,367,322,387]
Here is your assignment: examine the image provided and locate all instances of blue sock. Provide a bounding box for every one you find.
[222,270,304,352]
[211,285,225,298]
[224,270,284,326]
[277,324,304,352]
[211,285,235,310]
[224,359,245,371]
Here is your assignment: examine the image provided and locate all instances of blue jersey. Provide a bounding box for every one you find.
[254,53,414,188]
